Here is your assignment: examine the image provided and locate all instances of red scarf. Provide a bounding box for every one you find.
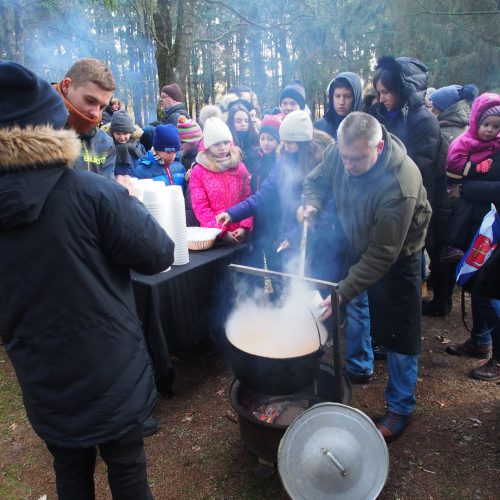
[53,82,101,134]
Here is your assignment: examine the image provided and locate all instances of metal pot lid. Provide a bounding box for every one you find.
[278,403,388,500]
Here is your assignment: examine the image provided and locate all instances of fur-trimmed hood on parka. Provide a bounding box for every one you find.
[0,126,81,231]
[309,129,335,168]
[101,122,144,141]
[0,125,81,172]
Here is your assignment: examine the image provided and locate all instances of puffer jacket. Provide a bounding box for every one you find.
[228,130,333,249]
[190,148,253,236]
[0,124,174,448]
[134,150,186,188]
[303,126,431,302]
[446,93,500,180]
[370,57,440,208]
[459,150,500,244]
[314,72,362,139]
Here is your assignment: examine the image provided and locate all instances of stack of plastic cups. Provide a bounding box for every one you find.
[163,185,189,265]
[140,181,168,227]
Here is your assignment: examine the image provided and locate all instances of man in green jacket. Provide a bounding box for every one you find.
[299,112,431,441]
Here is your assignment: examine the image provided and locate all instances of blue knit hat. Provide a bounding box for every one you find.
[0,61,68,129]
[430,84,479,112]
[153,124,181,152]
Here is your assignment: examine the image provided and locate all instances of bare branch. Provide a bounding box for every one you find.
[203,0,313,31]
[412,9,500,16]
[203,0,270,30]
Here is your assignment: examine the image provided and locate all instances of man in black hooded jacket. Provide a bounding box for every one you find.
[314,71,363,139]
[0,61,174,499]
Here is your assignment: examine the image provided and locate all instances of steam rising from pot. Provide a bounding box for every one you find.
[226,281,328,359]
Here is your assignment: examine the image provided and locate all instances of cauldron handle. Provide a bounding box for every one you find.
[331,287,343,403]
[309,311,324,355]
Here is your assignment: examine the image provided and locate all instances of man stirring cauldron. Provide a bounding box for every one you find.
[298,112,431,441]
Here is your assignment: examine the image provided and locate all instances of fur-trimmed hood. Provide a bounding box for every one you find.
[0,125,81,172]
[311,129,335,164]
[101,122,144,141]
[0,126,81,231]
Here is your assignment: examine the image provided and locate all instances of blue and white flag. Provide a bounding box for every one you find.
[456,205,500,286]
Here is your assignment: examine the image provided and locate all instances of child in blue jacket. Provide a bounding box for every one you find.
[134,124,186,189]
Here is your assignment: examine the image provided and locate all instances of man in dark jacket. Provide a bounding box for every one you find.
[314,71,362,139]
[0,61,174,499]
[140,83,191,151]
[53,58,117,179]
[159,83,190,126]
[314,71,375,383]
[423,84,477,316]
[445,151,500,378]
[300,112,431,442]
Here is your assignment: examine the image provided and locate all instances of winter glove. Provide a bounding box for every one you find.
[476,158,492,174]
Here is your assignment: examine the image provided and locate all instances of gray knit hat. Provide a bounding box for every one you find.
[110,110,135,133]
[279,110,313,142]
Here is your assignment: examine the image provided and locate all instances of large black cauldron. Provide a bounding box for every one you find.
[227,339,325,395]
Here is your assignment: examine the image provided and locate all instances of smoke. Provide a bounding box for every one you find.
[3,0,159,127]
[226,279,327,359]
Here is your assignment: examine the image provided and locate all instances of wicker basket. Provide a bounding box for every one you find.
[187,227,222,251]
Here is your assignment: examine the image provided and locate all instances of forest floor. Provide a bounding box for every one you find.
[0,291,499,500]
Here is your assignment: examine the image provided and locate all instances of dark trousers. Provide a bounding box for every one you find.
[46,427,152,500]
[368,252,422,355]
[426,232,456,310]
[447,197,474,249]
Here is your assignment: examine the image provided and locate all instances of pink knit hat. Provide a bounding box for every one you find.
[479,105,500,125]
[177,115,203,143]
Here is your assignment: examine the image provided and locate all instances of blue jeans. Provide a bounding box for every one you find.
[471,294,500,355]
[385,350,418,415]
[345,291,373,376]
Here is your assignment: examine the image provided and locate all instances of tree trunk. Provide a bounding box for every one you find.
[0,1,16,59]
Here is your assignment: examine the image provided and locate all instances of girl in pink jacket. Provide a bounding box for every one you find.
[190,117,253,243]
[447,93,500,180]
[443,93,500,261]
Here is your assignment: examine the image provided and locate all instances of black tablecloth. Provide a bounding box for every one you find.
[132,243,249,396]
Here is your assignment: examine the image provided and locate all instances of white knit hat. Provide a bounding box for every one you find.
[279,110,313,142]
[203,117,233,149]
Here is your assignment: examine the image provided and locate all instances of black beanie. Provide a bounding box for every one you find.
[0,60,68,129]
[110,110,135,133]
[279,83,306,109]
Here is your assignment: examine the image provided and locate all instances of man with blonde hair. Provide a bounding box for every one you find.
[53,58,117,178]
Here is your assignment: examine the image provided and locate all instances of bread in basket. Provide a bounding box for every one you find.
[186,227,222,250]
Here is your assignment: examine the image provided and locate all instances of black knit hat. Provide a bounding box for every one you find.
[110,110,135,133]
[0,60,68,129]
[279,82,306,109]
